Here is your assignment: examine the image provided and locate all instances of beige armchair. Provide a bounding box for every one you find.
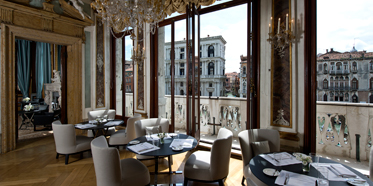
[238,129,280,186]
[134,118,170,160]
[184,128,233,186]
[87,109,116,137]
[109,113,142,147]
[52,123,92,165]
[91,136,150,186]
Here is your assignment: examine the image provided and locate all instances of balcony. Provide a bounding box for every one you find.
[316,101,373,161]
[329,70,349,75]
[329,86,350,91]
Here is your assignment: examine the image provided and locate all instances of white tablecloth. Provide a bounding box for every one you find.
[260,152,302,166]
[127,142,160,154]
[275,170,317,186]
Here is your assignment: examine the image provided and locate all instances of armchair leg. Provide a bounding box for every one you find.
[218,179,225,186]
[183,177,188,186]
[241,176,245,186]
[80,152,83,159]
[56,153,59,159]
[65,155,69,165]
[168,155,172,172]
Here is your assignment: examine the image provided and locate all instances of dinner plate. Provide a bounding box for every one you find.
[168,133,178,137]
[347,180,368,186]
[171,146,183,151]
[263,168,280,177]
[129,140,140,145]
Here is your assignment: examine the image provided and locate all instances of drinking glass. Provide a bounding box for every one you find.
[318,167,329,186]
[310,152,319,166]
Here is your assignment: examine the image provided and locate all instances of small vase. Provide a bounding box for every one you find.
[160,138,164,144]
[302,162,310,172]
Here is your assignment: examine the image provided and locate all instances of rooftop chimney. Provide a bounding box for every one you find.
[326,49,329,53]
[207,35,210,37]
[330,48,334,52]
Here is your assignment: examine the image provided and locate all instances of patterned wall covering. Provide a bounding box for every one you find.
[96,17,105,108]
[271,0,292,128]
[136,31,145,110]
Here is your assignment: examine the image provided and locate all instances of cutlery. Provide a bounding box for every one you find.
[327,166,339,177]
[284,173,289,185]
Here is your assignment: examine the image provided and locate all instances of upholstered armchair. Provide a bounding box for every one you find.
[183,128,233,186]
[91,136,150,186]
[87,109,116,137]
[134,118,169,160]
[109,113,142,147]
[52,123,92,165]
[238,129,280,186]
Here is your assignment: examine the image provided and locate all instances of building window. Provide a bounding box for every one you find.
[200,46,202,57]
[180,47,185,59]
[180,69,184,75]
[352,94,358,103]
[208,62,214,75]
[323,63,327,72]
[180,90,184,95]
[352,78,358,89]
[323,94,328,101]
[336,62,342,70]
[208,45,214,57]
[352,62,357,71]
[209,92,212,97]
[345,93,349,101]
[331,62,335,70]
[209,83,213,87]
[370,78,373,89]
[243,66,246,74]
[370,94,373,103]
[330,93,334,101]
[370,61,373,70]
[180,82,183,87]
[323,79,328,89]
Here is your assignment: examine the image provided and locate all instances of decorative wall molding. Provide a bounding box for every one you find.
[42,2,55,13]
[95,17,105,108]
[0,7,13,24]
[42,17,53,32]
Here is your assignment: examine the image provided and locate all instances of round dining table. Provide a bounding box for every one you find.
[249,153,373,186]
[126,134,198,185]
[75,119,124,137]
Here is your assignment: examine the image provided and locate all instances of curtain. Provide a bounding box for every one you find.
[35,42,51,98]
[57,45,62,71]
[16,39,31,98]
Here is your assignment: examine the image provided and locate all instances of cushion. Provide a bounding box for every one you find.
[145,126,161,134]
[251,141,270,157]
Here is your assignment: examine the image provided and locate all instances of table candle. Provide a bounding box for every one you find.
[286,14,288,31]
[278,18,281,34]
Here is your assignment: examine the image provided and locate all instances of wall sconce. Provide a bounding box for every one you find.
[267,14,295,58]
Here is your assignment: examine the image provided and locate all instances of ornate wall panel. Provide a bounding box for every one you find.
[135,30,145,111]
[95,17,105,108]
[270,0,292,128]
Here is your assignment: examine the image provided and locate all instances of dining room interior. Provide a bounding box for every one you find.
[1,0,372,185]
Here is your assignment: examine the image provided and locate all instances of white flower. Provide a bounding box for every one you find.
[23,97,30,102]
[24,103,33,111]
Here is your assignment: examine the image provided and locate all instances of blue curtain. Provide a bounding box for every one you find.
[57,45,62,72]
[16,39,31,98]
[35,42,51,98]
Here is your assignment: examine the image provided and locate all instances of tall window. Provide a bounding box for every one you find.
[243,66,246,74]
[352,94,358,103]
[209,82,213,87]
[208,62,214,75]
[331,62,335,70]
[352,62,357,71]
[200,46,202,57]
[345,93,349,101]
[180,90,184,95]
[336,62,342,70]
[180,47,185,59]
[352,78,358,89]
[330,77,334,88]
[370,78,373,89]
[323,94,328,101]
[208,45,214,57]
[323,79,328,89]
[180,82,183,87]
[323,63,327,71]
[370,61,373,70]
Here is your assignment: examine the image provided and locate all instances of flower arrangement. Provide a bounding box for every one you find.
[23,97,30,102]
[24,103,33,111]
[293,153,312,172]
[157,132,166,144]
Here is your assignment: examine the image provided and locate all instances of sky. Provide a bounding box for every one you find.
[317,0,373,54]
[163,3,248,73]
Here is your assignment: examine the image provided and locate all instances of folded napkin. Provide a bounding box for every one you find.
[275,170,317,186]
[127,142,160,154]
[104,120,122,126]
[75,124,96,129]
[89,120,98,124]
[146,134,172,141]
[260,152,301,166]
[312,163,360,181]
[169,139,194,148]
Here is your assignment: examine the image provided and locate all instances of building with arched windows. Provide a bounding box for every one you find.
[317,47,373,103]
[164,35,227,96]
[239,55,249,98]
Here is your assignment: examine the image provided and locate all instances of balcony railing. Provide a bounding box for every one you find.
[329,86,350,91]
[316,101,373,161]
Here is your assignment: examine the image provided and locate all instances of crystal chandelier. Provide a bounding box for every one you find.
[267,14,295,58]
[91,0,167,37]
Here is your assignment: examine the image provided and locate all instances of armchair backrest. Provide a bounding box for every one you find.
[91,136,122,186]
[238,129,280,167]
[52,123,77,154]
[88,109,116,120]
[210,128,233,180]
[125,113,142,142]
[134,118,169,137]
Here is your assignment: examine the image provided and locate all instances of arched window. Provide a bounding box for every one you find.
[243,66,246,74]
[208,62,214,75]
[370,61,373,70]
[330,93,334,101]
[330,77,334,88]
[243,82,246,90]
[370,94,373,103]
[352,78,358,89]
[180,89,184,95]
[323,94,328,101]
[370,78,373,89]
[323,63,327,72]
[336,62,342,70]
[345,93,349,101]
[352,62,357,71]
[323,79,328,89]
[208,45,214,57]
[352,94,358,103]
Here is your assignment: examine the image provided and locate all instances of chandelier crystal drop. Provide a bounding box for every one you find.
[91,0,167,36]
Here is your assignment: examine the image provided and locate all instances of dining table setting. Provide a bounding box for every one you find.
[250,152,373,186]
